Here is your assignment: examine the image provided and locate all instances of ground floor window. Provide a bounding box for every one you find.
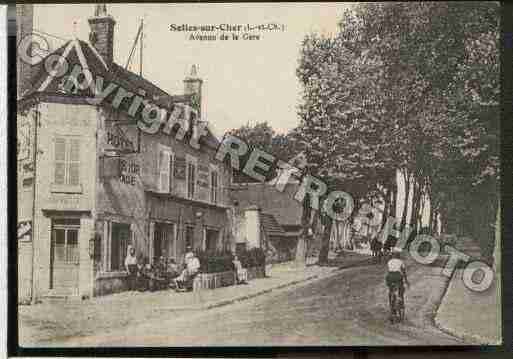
[154,222,176,261]
[185,225,194,249]
[235,242,247,256]
[111,222,130,271]
[205,228,220,253]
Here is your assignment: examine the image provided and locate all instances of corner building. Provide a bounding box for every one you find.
[17,5,233,301]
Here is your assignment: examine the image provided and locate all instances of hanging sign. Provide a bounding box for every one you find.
[18,221,32,241]
[119,159,140,185]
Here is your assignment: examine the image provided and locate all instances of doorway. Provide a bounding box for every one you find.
[205,228,220,253]
[185,225,194,250]
[50,218,80,294]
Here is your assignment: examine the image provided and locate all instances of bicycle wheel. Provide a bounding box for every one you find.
[388,290,397,323]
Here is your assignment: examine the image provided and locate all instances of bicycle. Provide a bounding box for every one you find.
[388,283,405,324]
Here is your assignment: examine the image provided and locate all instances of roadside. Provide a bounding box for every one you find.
[19,253,372,346]
[35,255,467,346]
[435,269,501,345]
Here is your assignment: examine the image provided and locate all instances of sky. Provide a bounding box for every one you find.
[33,3,354,135]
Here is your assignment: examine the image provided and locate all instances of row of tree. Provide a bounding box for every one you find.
[229,3,500,264]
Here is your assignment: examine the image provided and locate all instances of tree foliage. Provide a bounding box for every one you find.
[295,2,499,261]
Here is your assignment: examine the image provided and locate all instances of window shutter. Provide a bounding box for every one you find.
[210,170,219,203]
[169,154,174,193]
[68,139,80,185]
[187,163,196,198]
[159,149,170,192]
[54,138,66,184]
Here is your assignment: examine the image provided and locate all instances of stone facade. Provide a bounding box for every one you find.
[16,5,233,301]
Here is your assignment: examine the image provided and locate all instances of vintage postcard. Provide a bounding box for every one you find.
[15,2,501,349]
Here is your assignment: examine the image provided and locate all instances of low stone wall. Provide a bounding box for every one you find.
[194,270,236,290]
[94,271,128,297]
[194,266,266,291]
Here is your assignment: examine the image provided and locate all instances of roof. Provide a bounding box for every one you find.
[230,182,303,226]
[23,39,187,105]
[260,212,286,237]
[20,38,221,150]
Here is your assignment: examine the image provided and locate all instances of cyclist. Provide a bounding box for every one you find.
[385,248,409,313]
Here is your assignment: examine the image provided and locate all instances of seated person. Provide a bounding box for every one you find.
[175,252,201,291]
[137,257,151,291]
[232,255,248,284]
[167,258,179,277]
[174,263,189,291]
[156,256,166,276]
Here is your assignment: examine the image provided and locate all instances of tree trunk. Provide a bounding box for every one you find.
[428,193,435,233]
[417,190,425,230]
[295,195,312,267]
[380,187,390,231]
[400,170,410,229]
[390,179,397,219]
[318,214,333,265]
[410,178,422,232]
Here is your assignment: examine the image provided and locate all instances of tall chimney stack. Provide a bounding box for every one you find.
[88,4,116,64]
[183,64,203,118]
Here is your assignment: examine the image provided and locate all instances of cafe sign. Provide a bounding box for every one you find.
[119,159,140,185]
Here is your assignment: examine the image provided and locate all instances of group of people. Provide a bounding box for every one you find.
[123,245,249,293]
[123,245,199,292]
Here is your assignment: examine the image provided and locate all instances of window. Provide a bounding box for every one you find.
[235,243,247,257]
[185,226,194,249]
[158,146,173,192]
[110,222,130,271]
[210,170,218,204]
[54,137,80,185]
[186,157,196,199]
[51,219,80,264]
[153,222,176,261]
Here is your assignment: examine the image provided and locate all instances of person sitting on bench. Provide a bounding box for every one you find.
[175,251,201,291]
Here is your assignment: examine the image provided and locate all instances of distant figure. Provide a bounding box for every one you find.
[124,245,138,291]
[233,255,248,284]
[370,237,382,262]
[166,258,179,287]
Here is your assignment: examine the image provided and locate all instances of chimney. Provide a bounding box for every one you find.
[183,64,203,118]
[88,4,116,64]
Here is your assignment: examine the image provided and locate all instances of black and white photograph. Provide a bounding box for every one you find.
[14,2,502,349]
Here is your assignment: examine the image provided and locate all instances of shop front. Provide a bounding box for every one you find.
[147,191,230,265]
